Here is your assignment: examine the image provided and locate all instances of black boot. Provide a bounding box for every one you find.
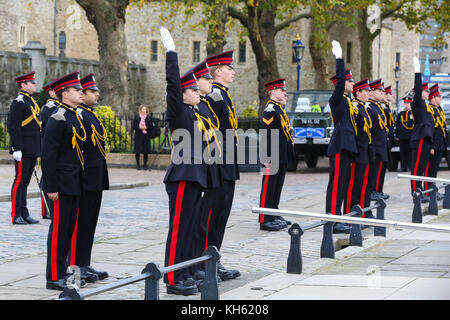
[135,154,141,170]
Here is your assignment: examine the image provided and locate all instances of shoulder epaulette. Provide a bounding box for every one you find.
[265,103,275,112]
[208,87,224,102]
[51,107,66,121]
[15,94,25,104]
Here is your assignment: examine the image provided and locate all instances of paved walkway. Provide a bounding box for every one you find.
[0,158,449,300]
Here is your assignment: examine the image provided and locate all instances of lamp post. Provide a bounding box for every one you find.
[292,34,305,92]
[394,64,400,113]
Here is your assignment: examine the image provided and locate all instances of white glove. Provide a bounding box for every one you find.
[13,150,22,162]
[413,56,421,73]
[331,40,342,59]
[160,27,175,52]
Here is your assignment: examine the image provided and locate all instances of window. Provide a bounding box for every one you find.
[193,41,201,63]
[150,40,158,63]
[346,42,352,63]
[238,41,246,64]
[18,24,27,46]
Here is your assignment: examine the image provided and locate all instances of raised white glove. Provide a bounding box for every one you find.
[331,40,342,59]
[13,150,22,162]
[160,27,175,52]
[413,56,421,73]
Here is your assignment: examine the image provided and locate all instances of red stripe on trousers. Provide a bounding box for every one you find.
[360,164,370,218]
[167,181,186,286]
[375,161,383,192]
[259,167,270,223]
[345,162,356,214]
[70,209,79,266]
[11,160,23,223]
[51,199,60,280]
[331,153,341,215]
[412,139,424,191]
[41,195,45,217]
[204,208,212,251]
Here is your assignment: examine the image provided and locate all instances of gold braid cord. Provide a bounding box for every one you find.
[78,105,108,160]
[430,104,446,137]
[66,106,87,170]
[329,96,358,137]
[352,99,372,144]
[213,83,238,136]
[370,100,389,133]
[268,100,294,145]
[20,92,42,130]
[401,110,414,130]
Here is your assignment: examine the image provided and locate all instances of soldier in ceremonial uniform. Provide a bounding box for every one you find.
[39,79,60,220]
[7,71,41,225]
[41,72,86,290]
[160,27,221,295]
[410,57,435,195]
[374,84,395,199]
[204,50,240,280]
[395,93,415,172]
[69,73,110,283]
[189,60,223,281]
[258,78,295,231]
[343,79,374,219]
[366,79,389,202]
[325,40,357,234]
[424,83,447,199]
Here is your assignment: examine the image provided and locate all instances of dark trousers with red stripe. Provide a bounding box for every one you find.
[326,151,353,215]
[40,178,53,218]
[343,162,371,216]
[204,180,236,250]
[164,180,203,285]
[410,138,432,194]
[372,161,387,194]
[399,139,412,171]
[424,150,443,194]
[11,157,36,223]
[69,191,103,267]
[190,187,219,274]
[258,164,287,223]
[46,194,80,281]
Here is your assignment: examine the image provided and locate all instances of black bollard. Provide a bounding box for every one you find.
[412,188,423,223]
[374,198,386,237]
[142,262,162,300]
[59,287,82,300]
[443,185,450,209]
[287,223,304,274]
[201,246,221,300]
[349,205,363,247]
[428,184,439,215]
[320,221,335,259]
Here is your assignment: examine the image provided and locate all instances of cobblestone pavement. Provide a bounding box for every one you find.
[0,159,449,300]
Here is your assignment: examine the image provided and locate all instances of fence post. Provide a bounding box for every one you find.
[287,223,304,274]
[142,262,162,300]
[201,246,221,300]
[320,221,335,259]
[428,184,439,215]
[412,188,423,223]
[349,205,363,247]
[443,185,450,209]
[374,198,386,237]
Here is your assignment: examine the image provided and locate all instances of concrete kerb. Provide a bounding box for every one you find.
[0,182,150,202]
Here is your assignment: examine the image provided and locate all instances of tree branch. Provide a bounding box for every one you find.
[228,6,248,28]
[274,11,312,32]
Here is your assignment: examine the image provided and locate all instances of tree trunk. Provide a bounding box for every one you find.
[76,0,129,116]
[358,9,379,79]
[308,19,329,90]
[245,5,280,116]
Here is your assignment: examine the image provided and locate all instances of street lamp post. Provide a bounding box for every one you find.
[394,64,400,113]
[292,34,305,92]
